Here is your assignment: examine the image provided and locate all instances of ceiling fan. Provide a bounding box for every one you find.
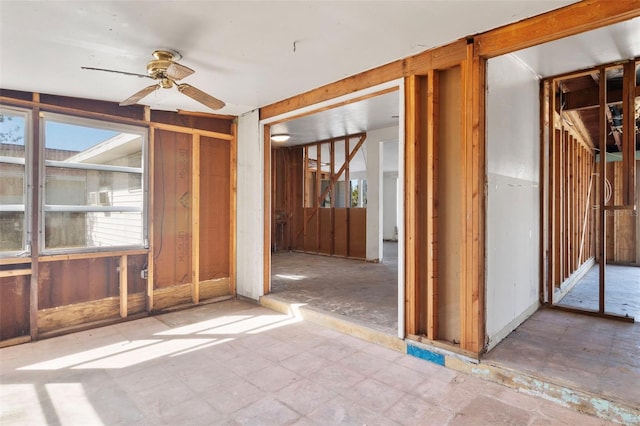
[81,49,225,110]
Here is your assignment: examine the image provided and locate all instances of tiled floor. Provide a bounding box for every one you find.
[484,308,640,408]
[558,264,640,320]
[270,244,640,417]
[0,300,610,425]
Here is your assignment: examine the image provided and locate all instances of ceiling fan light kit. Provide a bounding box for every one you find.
[83,49,225,111]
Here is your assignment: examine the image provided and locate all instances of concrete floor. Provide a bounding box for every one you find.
[0,299,610,425]
[270,242,399,334]
[270,245,640,421]
[558,264,640,320]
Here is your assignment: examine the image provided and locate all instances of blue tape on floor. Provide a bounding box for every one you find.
[407,343,445,366]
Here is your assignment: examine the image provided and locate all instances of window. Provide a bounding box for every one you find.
[0,107,29,255]
[42,113,147,252]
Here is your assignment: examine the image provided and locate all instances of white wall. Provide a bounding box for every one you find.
[365,126,399,261]
[485,54,540,350]
[236,110,264,300]
[382,172,398,240]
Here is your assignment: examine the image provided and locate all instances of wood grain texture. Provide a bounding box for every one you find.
[0,276,30,340]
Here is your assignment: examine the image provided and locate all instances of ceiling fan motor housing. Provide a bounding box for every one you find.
[146,50,176,79]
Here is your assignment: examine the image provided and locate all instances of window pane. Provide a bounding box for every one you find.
[0,212,24,251]
[45,169,142,206]
[1,108,27,253]
[45,211,144,250]
[43,114,146,251]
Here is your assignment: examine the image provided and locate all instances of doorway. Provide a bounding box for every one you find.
[262,86,404,336]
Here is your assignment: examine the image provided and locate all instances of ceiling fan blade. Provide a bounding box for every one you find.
[177,83,225,110]
[81,66,152,79]
[166,62,195,80]
[119,84,159,106]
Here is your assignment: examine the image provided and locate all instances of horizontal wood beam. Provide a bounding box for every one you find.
[475,0,640,58]
[560,86,640,111]
[260,40,468,121]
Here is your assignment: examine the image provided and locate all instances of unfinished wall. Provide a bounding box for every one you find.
[0,91,235,343]
[485,54,541,350]
[237,110,264,299]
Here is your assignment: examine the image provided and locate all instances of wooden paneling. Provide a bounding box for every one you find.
[38,258,118,309]
[304,210,319,253]
[153,130,192,289]
[199,137,231,280]
[348,208,367,259]
[334,208,348,257]
[0,276,30,340]
[319,208,332,255]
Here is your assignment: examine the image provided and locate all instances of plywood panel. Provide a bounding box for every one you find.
[348,208,366,259]
[127,254,147,295]
[334,208,348,256]
[0,276,30,340]
[154,130,192,289]
[304,209,318,252]
[291,148,305,250]
[38,258,118,309]
[436,66,461,344]
[319,208,333,255]
[200,137,231,280]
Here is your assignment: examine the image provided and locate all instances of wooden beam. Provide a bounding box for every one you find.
[192,133,201,304]
[560,86,640,111]
[38,249,148,263]
[147,126,155,311]
[260,41,467,121]
[0,269,31,278]
[263,124,272,295]
[119,255,128,318]
[475,0,640,58]
[404,75,418,336]
[466,46,486,353]
[598,68,606,314]
[622,60,636,206]
[30,106,40,340]
[426,70,438,341]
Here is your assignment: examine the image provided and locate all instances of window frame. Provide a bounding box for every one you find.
[0,105,32,257]
[39,112,149,255]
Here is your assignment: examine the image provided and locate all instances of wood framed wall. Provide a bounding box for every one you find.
[271,134,369,260]
[260,0,639,357]
[0,90,236,345]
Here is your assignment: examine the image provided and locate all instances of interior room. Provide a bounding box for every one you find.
[1,1,639,424]
[482,16,640,409]
[265,90,402,335]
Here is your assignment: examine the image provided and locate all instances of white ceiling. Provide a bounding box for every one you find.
[0,1,576,116]
[512,17,640,78]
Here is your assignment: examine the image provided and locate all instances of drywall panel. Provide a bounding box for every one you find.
[383,172,398,240]
[236,110,263,300]
[486,54,541,350]
[437,66,462,344]
[366,126,399,260]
